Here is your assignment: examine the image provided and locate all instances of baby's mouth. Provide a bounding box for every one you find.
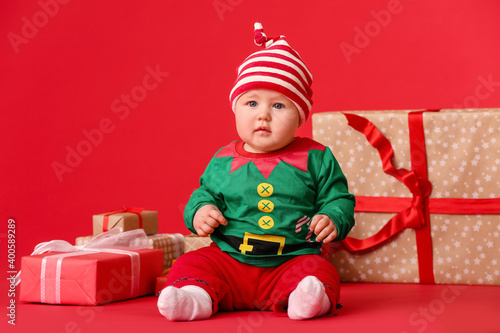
[256,126,271,133]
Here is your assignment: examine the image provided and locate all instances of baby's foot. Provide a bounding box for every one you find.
[157,285,212,321]
[287,275,332,320]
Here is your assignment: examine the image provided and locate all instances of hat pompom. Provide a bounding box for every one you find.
[253,22,267,47]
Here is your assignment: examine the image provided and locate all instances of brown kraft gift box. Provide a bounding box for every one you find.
[313,109,500,285]
[184,233,213,252]
[93,208,158,235]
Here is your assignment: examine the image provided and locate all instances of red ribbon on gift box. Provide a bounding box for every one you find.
[339,110,500,284]
[102,207,144,232]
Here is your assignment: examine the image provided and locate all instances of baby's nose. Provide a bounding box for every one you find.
[257,107,272,120]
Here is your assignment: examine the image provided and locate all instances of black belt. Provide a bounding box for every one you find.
[213,229,320,256]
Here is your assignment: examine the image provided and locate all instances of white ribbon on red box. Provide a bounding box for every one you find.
[18,228,152,304]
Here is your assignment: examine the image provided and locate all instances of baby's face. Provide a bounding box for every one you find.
[234,89,300,153]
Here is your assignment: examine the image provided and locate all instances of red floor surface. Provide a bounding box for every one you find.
[5,283,500,333]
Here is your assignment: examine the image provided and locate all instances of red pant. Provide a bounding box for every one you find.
[165,243,340,316]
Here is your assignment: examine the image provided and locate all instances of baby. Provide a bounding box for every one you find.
[158,22,355,321]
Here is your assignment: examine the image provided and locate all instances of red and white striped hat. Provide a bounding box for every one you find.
[229,23,313,126]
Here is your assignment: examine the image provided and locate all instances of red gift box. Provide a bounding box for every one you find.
[19,229,164,304]
[20,249,163,305]
[155,272,169,296]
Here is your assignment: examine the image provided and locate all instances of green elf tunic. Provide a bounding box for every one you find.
[184,137,355,267]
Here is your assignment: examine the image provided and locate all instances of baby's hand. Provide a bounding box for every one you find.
[309,214,337,243]
[193,204,227,237]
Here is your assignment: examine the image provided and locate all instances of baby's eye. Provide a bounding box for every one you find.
[248,101,257,107]
[273,103,284,109]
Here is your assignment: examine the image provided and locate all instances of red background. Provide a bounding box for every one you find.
[2,0,500,265]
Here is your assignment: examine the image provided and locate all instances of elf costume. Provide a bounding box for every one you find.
[160,22,355,319]
[184,137,355,267]
[167,136,355,315]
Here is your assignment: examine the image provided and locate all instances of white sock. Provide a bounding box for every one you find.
[287,276,332,320]
[157,285,212,321]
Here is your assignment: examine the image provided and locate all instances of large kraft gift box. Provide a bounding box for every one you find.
[20,249,163,305]
[76,233,184,270]
[313,109,500,285]
[93,208,158,235]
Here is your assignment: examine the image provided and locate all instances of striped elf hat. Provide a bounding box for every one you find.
[229,22,313,126]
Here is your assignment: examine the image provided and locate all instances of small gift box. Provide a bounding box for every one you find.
[156,273,169,296]
[20,229,163,305]
[147,234,184,269]
[76,233,184,270]
[155,262,176,296]
[92,207,158,235]
[313,109,500,285]
[184,234,212,252]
